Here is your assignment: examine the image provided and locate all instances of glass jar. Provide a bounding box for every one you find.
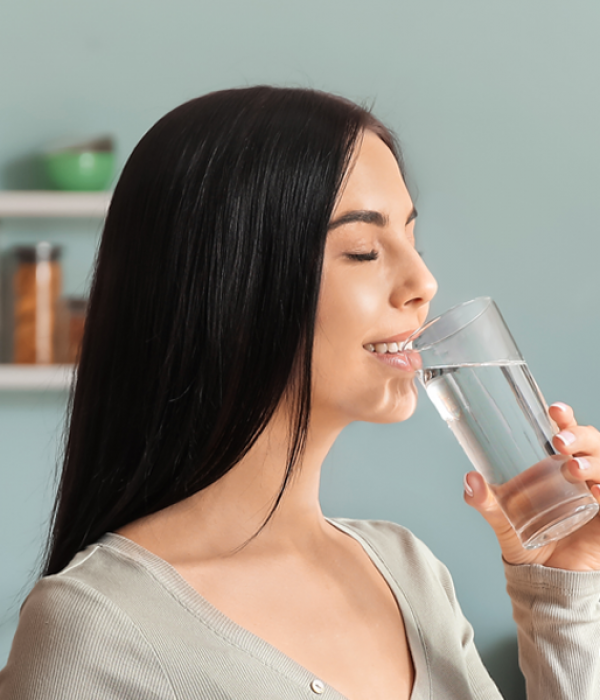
[9,243,62,364]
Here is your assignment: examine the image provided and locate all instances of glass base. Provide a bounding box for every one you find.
[518,495,599,549]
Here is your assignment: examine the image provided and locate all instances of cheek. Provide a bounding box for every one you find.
[317,270,382,341]
[312,278,368,394]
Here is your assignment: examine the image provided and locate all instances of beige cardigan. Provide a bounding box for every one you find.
[1,519,599,699]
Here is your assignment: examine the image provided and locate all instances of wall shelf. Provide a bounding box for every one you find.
[0,190,111,218]
[0,364,75,391]
[0,191,109,391]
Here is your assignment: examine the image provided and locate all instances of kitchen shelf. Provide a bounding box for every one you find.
[0,190,111,218]
[0,364,75,391]
[0,191,109,392]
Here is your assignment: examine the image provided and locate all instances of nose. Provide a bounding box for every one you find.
[390,246,438,311]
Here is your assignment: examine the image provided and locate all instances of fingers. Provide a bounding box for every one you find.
[549,402,600,483]
[553,425,600,458]
[549,402,577,431]
[552,424,600,483]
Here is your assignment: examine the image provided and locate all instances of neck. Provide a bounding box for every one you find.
[118,405,346,562]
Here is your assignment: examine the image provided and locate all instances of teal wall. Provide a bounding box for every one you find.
[2,1,600,696]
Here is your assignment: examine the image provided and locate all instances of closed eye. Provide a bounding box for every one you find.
[345,250,379,262]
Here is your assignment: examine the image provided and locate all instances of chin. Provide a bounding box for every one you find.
[376,404,418,425]
[366,383,420,425]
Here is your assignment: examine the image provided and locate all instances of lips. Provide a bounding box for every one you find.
[363,331,422,371]
[362,330,418,355]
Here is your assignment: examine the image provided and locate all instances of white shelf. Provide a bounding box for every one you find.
[0,191,111,218]
[0,192,105,391]
[0,364,75,391]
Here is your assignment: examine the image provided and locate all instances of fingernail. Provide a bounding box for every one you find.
[463,473,474,497]
[574,457,590,471]
[550,402,569,412]
[556,431,576,446]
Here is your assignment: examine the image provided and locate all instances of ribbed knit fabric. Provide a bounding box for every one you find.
[505,559,600,699]
[1,519,599,699]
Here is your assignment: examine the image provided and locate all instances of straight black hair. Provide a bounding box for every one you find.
[44,86,401,576]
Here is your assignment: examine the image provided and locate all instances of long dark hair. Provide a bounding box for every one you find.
[44,86,401,575]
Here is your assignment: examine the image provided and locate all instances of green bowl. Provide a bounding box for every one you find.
[43,150,115,191]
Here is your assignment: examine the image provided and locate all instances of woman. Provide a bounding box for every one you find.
[1,86,599,699]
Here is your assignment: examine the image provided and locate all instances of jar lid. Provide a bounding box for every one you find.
[14,242,62,262]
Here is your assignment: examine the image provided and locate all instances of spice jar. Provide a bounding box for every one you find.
[10,243,62,364]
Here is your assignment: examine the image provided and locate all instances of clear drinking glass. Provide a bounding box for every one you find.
[404,297,598,549]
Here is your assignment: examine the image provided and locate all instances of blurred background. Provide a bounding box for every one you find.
[1,1,599,696]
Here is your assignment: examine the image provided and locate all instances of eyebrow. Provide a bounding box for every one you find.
[328,206,418,231]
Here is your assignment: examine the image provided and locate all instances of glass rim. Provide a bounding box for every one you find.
[403,297,493,352]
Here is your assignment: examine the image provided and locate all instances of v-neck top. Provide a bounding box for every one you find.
[1,518,600,699]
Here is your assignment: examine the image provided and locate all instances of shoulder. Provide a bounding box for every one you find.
[0,542,175,698]
[329,517,457,596]
[17,543,139,629]
[17,540,151,628]
[329,517,439,564]
[11,568,147,657]
[15,535,194,634]
[10,541,157,655]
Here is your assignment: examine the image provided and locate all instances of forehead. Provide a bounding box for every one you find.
[333,131,412,214]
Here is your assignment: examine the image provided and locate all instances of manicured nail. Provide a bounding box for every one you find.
[463,473,474,497]
[550,402,570,412]
[556,431,576,446]
[573,457,590,471]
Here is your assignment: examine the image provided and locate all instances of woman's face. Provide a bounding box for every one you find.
[311,130,438,429]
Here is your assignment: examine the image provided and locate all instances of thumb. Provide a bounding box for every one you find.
[463,471,533,564]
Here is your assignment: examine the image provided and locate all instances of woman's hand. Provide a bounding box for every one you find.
[465,402,600,571]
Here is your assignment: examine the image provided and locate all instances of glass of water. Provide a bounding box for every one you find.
[404,297,598,549]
